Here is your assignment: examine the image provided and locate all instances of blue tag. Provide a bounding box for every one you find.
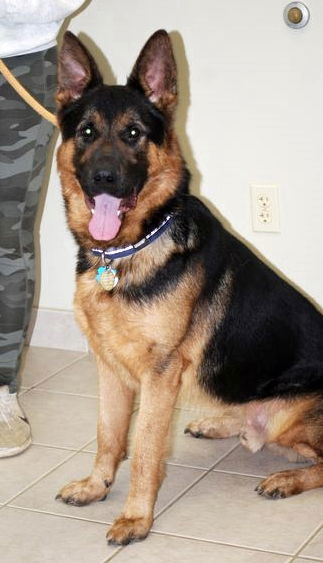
[96,266,106,282]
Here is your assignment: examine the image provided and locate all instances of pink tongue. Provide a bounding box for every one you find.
[89,193,122,241]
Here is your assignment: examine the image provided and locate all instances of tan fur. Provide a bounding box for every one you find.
[178,269,234,406]
[68,262,192,541]
[57,140,93,248]
[114,133,184,246]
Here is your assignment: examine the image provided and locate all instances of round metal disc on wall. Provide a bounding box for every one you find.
[284,2,310,29]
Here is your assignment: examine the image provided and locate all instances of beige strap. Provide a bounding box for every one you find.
[0,58,58,127]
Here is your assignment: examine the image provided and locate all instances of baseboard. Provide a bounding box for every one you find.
[27,307,88,352]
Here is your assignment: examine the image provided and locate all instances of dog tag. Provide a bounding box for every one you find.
[96,266,119,291]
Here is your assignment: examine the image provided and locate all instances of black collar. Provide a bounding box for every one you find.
[91,214,173,261]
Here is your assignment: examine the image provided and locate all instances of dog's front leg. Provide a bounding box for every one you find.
[107,351,183,545]
[56,357,134,506]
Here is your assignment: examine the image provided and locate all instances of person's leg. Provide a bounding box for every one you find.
[0,47,57,457]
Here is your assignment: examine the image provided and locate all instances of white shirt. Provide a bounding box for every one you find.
[0,0,86,57]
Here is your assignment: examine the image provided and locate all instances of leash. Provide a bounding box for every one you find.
[0,58,58,127]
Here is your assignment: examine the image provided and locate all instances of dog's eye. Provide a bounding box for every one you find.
[80,123,95,141]
[125,126,141,143]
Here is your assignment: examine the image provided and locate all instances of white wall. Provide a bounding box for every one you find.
[35,0,323,337]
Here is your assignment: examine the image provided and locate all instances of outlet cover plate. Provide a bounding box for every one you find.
[250,184,280,232]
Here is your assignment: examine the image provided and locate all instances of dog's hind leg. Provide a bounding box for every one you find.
[255,395,323,499]
[107,351,183,546]
[56,357,135,506]
[184,404,246,439]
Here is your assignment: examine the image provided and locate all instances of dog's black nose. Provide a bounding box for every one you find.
[93,170,115,185]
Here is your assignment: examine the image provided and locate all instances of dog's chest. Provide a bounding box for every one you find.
[74,271,196,381]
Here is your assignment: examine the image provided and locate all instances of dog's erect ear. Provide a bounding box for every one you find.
[57,31,103,107]
[127,30,177,115]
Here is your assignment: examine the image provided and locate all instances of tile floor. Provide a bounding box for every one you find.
[0,346,322,563]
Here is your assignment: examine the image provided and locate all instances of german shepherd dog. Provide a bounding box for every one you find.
[55,30,323,545]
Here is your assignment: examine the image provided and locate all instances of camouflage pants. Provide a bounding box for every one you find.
[0,47,57,392]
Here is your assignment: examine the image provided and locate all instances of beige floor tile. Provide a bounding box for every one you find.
[38,355,98,396]
[20,390,97,449]
[10,451,203,523]
[20,346,85,389]
[166,408,238,468]
[0,445,72,503]
[82,439,99,454]
[89,412,237,469]
[7,346,322,562]
[0,507,117,563]
[215,444,312,478]
[154,471,323,553]
[111,534,290,562]
[299,528,323,560]
[91,408,238,469]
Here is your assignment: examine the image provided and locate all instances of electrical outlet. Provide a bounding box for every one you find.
[250,184,280,232]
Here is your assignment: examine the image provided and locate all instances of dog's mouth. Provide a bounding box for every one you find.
[85,192,137,241]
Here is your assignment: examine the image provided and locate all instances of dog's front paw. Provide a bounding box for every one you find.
[107,514,153,545]
[56,477,110,506]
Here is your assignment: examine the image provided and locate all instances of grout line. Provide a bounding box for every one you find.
[150,529,295,557]
[154,467,209,518]
[288,557,323,562]
[290,522,323,560]
[163,460,234,471]
[123,453,236,472]
[22,387,98,399]
[211,441,241,468]
[5,504,112,525]
[100,550,122,563]
[113,528,294,558]
[102,546,124,562]
[294,555,323,563]
[2,436,96,507]
[212,467,267,479]
[22,351,89,391]
[154,441,240,520]
[29,442,80,452]
[25,442,80,452]
[80,447,97,454]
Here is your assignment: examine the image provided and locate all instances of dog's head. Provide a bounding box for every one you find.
[57,30,185,247]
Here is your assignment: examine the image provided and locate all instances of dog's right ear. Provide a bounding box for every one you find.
[127,30,177,116]
[57,32,103,107]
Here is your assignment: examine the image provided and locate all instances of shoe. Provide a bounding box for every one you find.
[0,386,32,457]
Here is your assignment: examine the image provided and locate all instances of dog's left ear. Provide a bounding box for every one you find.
[57,31,103,108]
[127,30,177,115]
